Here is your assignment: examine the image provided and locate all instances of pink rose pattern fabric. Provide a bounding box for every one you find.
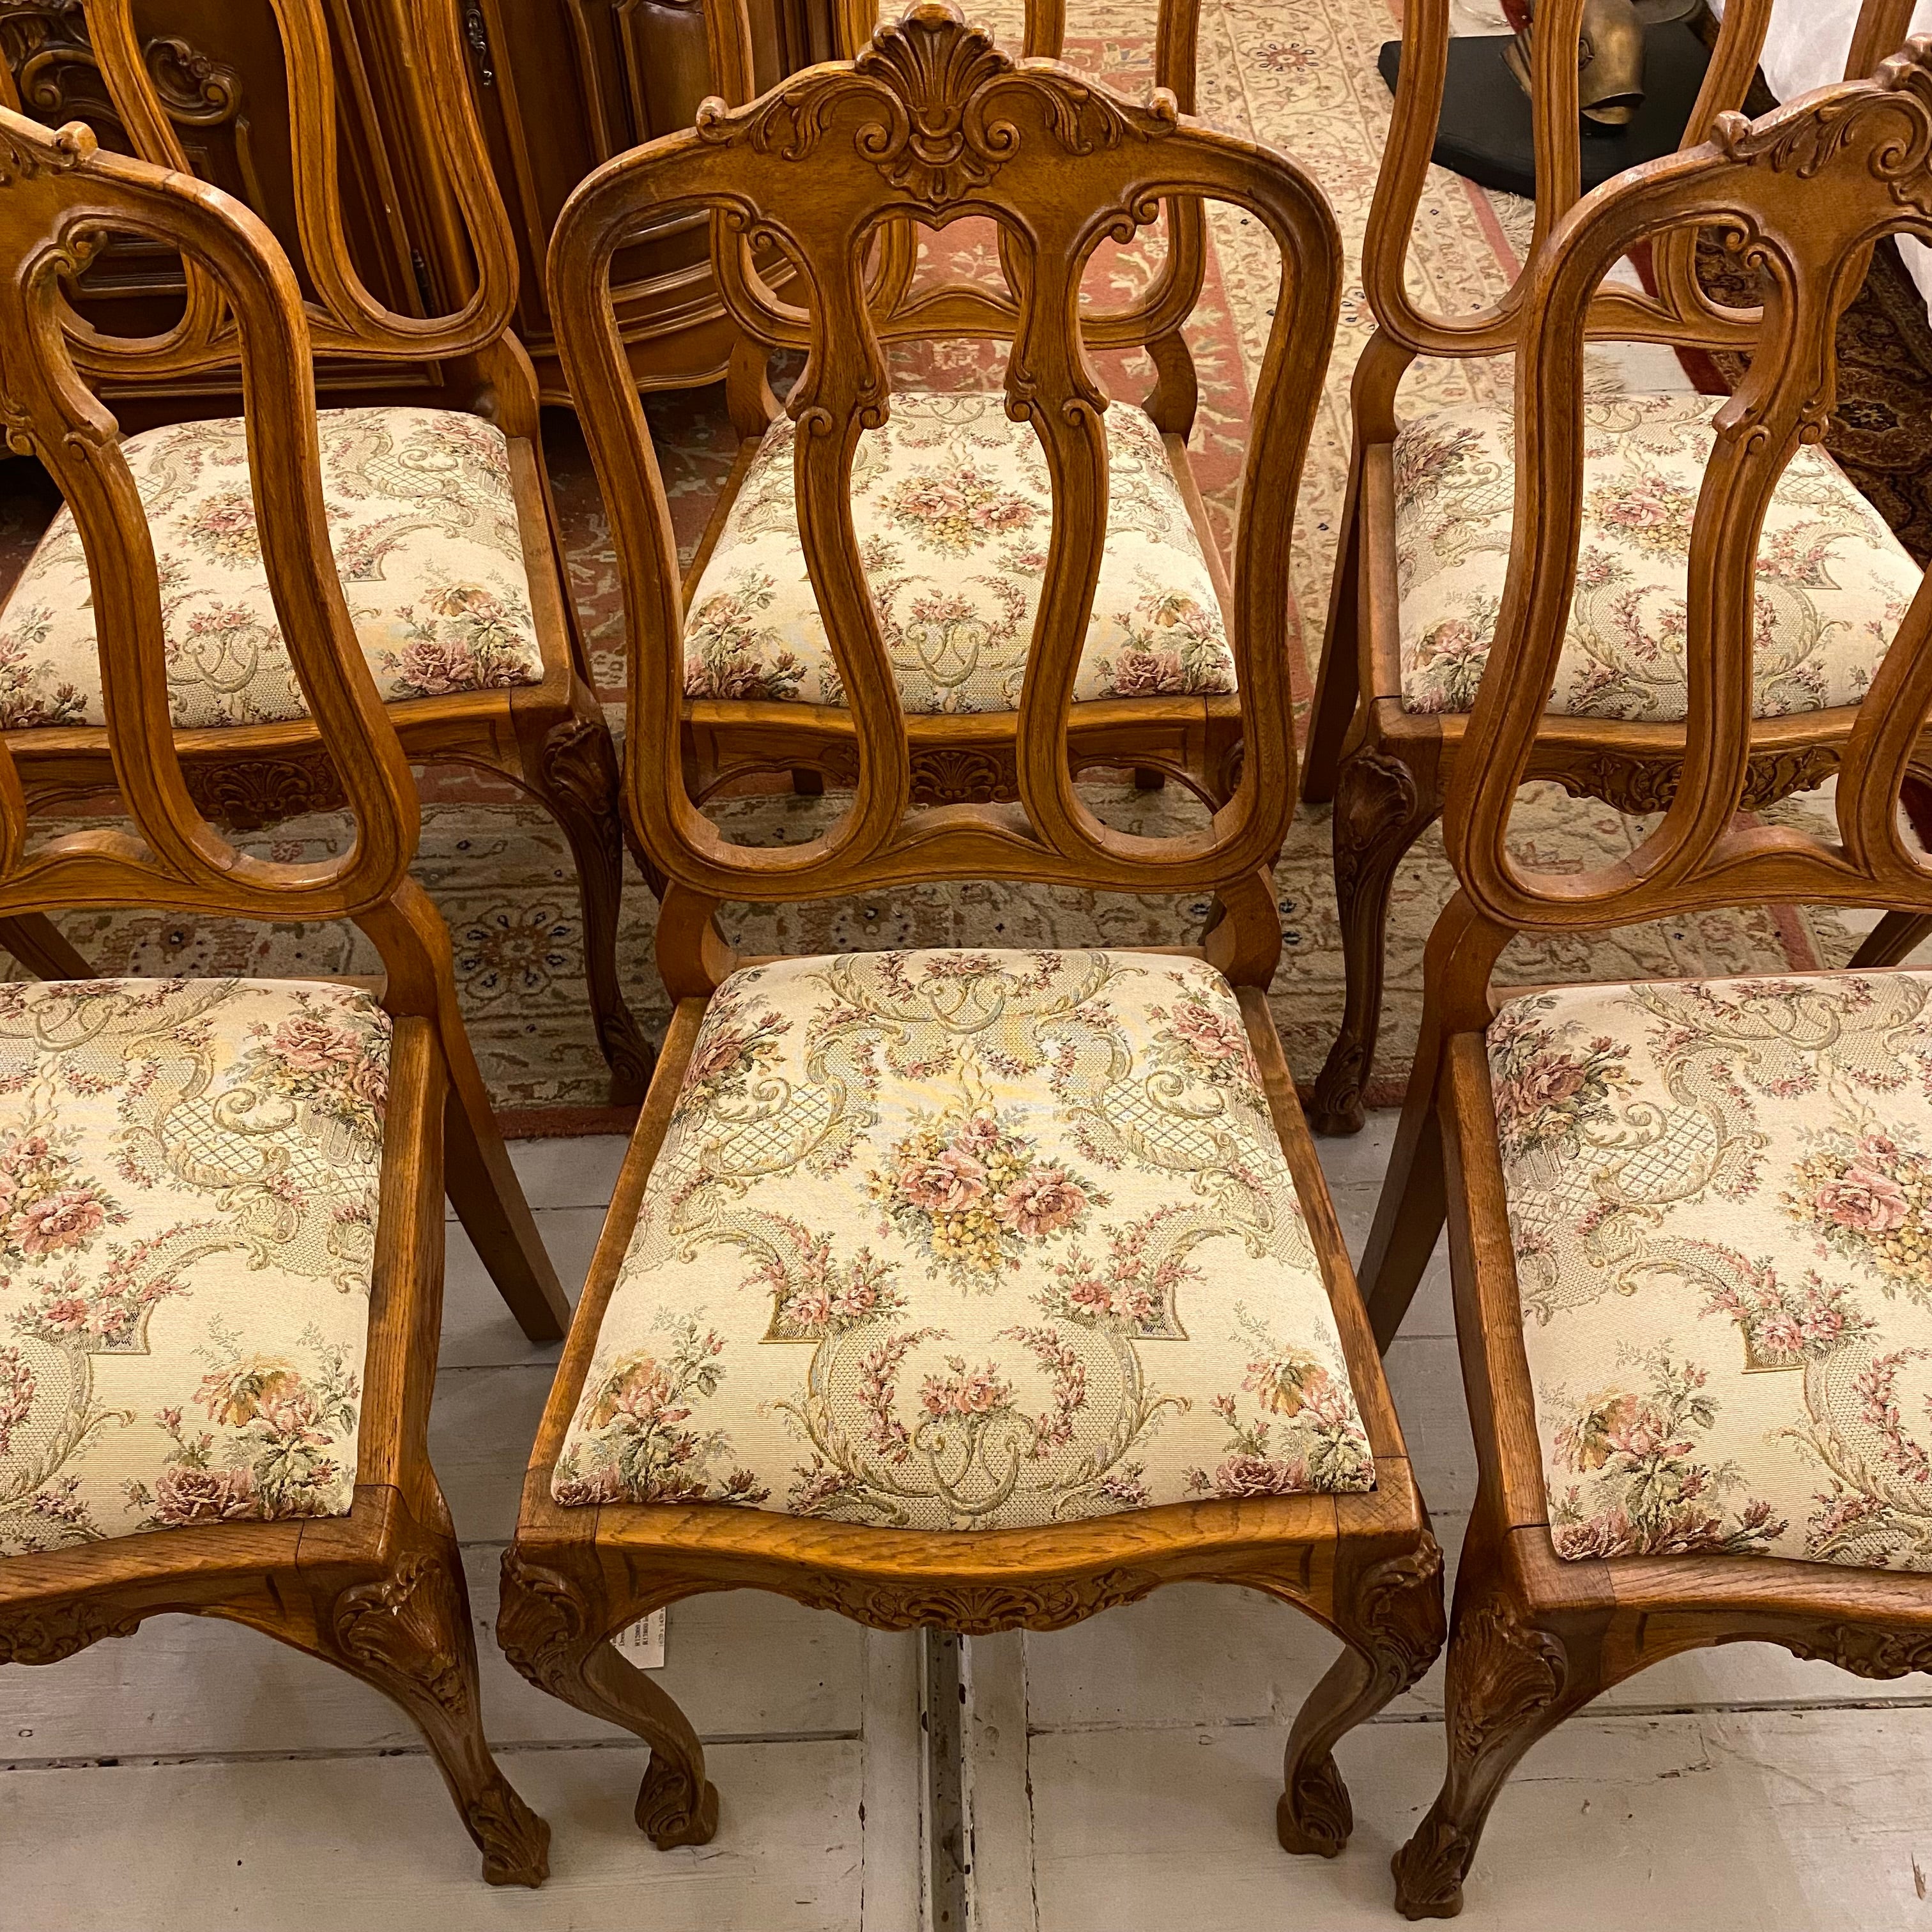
[555,949,1373,1529]
[1394,392,1920,721]
[1490,972,1932,1570]
[0,980,390,1556]
[681,392,1237,714]
[0,406,545,729]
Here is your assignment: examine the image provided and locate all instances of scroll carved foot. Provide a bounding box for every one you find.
[499,1548,719,1851]
[636,1752,722,1848]
[1313,750,1439,1136]
[1278,1542,1446,1858]
[535,713,655,1103]
[1275,1752,1353,1857]
[1391,1809,1476,1920]
[324,1532,550,1885]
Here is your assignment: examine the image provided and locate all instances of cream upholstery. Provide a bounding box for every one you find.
[682,393,1236,714]
[1395,392,1921,721]
[555,949,1375,1529]
[0,406,546,730]
[1492,971,1932,1569]
[0,980,390,1556]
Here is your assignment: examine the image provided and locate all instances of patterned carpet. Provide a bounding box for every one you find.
[0,0,1923,1130]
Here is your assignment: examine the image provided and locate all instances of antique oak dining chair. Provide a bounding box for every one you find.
[0,103,556,1880]
[1300,0,1929,1134]
[1351,47,1932,1918]
[497,3,1445,1863]
[678,0,1243,815]
[0,0,652,1100]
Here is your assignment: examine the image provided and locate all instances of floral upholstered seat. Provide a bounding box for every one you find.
[0,979,391,1556]
[0,407,546,730]
[1491,970,1932,1571]
[1395,392,1921,721]
[682,393,1237,712]
[555,949,1374,1529]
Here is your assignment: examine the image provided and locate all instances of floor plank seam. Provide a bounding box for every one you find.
[0,1728,866,1775]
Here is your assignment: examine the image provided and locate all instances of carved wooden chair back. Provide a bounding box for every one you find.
[706,0,1209,429]
[1365,55,1932,1915]
[0,0,652,1107]
[1443,42,1932,976]
[550,1,1340,995]
[1300,0,1926,1137]
[0,101,418,934]
[0,101,557,1883]
[50,0,521,397]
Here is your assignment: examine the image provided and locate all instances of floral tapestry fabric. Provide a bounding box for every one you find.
[682,393,1237,713]
[1395,392,1921,721]
[0,979,390,1558]
[556,949,1374,1530]
[1490,970,1932,1570]
[0,407,546,729]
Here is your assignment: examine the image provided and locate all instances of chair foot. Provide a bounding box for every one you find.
[473,1775,553,1886]
[636,1757,721,1848]
[1392,1814,1472,1919]
[1275,1752,1353,1857]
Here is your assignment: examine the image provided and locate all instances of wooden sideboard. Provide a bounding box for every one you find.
[0,0,867,404]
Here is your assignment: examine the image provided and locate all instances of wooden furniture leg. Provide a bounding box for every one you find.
[0,913,95,980]
[293,1508,551,1886]
[518,703,656,1103]
[1276,1542,1447,1857]
[1301,445,1367,807]
[1314,747,1440,1134]
[1850,908,1932,966]
[497,1552,720,1848]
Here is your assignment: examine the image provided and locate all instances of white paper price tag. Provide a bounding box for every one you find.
[610,1607,667,1669]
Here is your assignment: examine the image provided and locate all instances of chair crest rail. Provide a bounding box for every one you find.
[551,1,1339,909]
[1445,40,1932,939]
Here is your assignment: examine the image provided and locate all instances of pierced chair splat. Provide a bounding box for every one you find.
[1347,43,1932,1919]
[496,1,1446,1869]
[0,100,561,1882]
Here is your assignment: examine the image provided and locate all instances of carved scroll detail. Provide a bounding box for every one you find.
[697,2,1162,208]
[788,1565,1163,1633]
[1447,1599,1565,1763]
[0,1597,141,1665]
[333,1551,470,1717]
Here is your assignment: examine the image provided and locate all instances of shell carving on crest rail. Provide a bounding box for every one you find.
[694,3,1169,210]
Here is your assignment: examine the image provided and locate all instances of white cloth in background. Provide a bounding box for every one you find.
[1710,0,1932,308]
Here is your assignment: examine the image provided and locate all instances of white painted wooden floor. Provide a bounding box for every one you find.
[10,1114,1932,1930]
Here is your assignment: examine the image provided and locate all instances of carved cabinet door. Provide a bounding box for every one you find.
[451,0,868,395]
[0,1,440,358]
[0,0,867,406]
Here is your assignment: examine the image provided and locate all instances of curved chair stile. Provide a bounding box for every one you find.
[498,1,1445,1878]
[1351,45,1932,1917]
[0,102,556,1885]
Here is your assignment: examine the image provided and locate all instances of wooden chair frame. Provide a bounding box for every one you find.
[497,3,1444,1865]
[675,0,1244,818]
[1348,47,1932,1916]
[1300,0,1932,1135]
[0,102,562,1881]
[0,0,654,1103]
